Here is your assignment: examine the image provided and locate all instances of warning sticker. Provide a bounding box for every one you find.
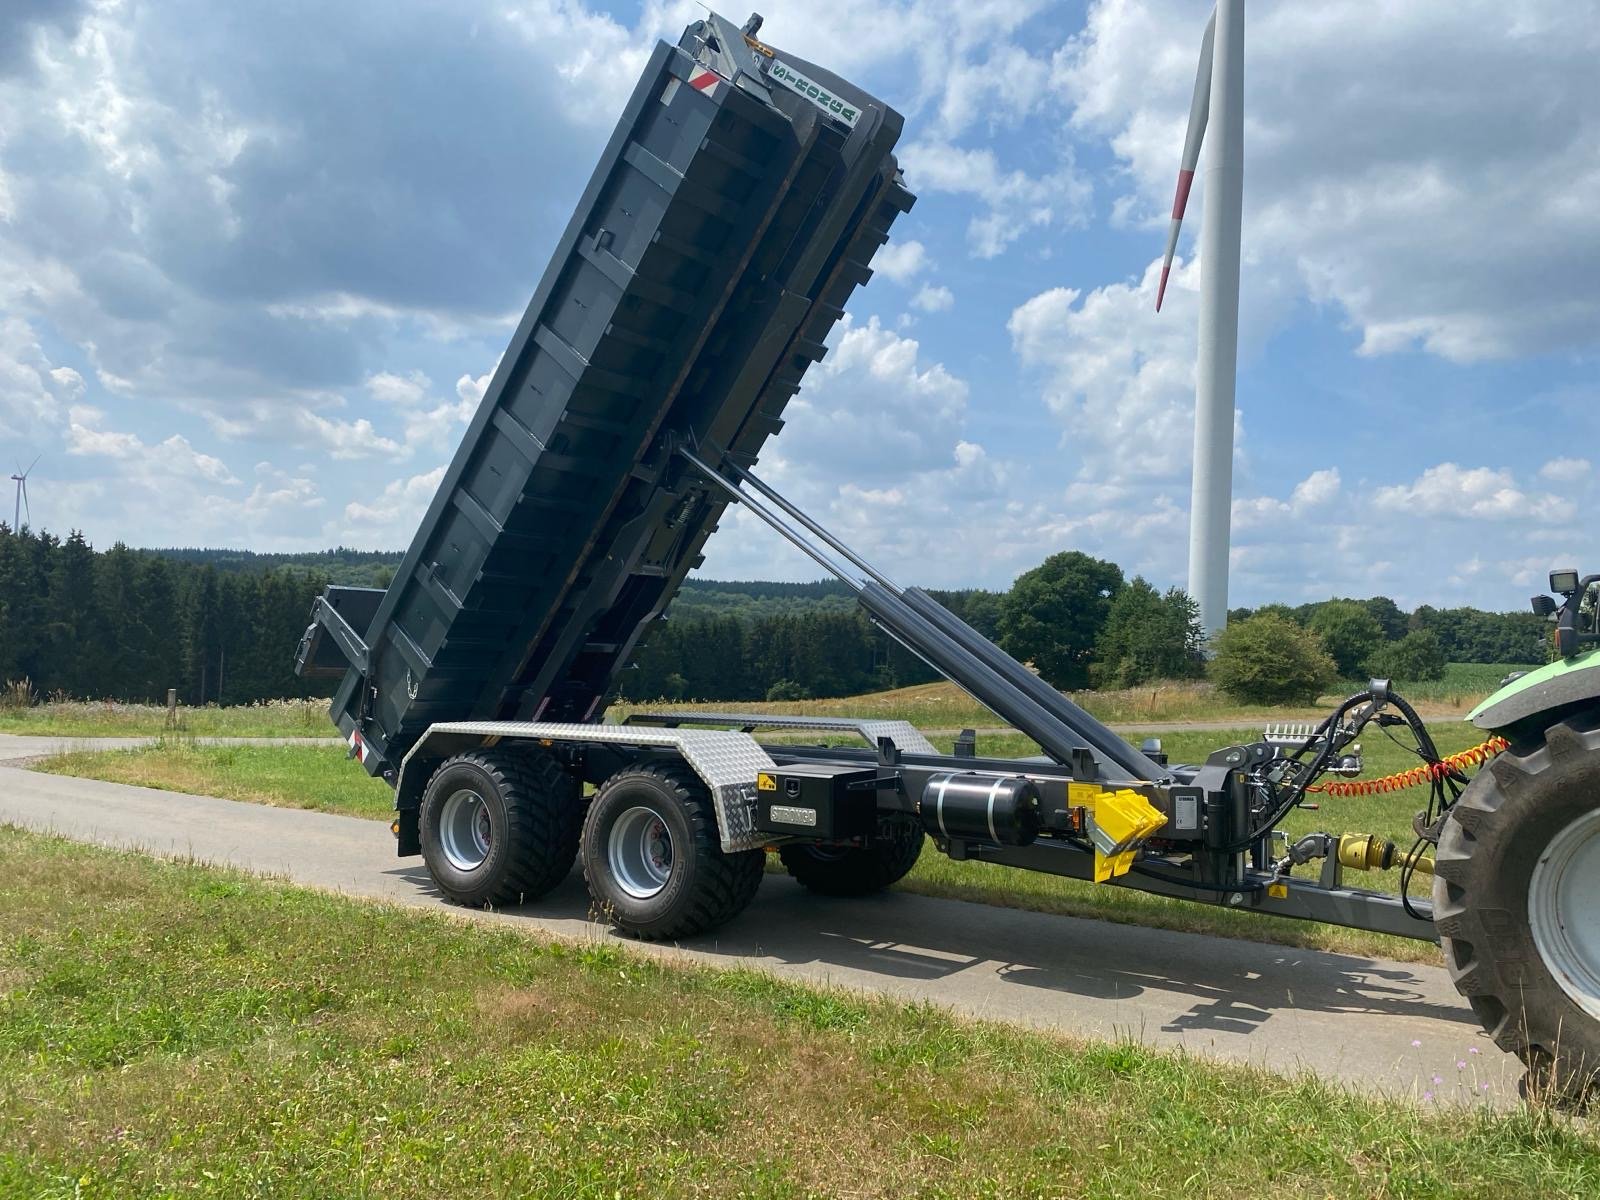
[687,66,721,98]
[768,60,861,128]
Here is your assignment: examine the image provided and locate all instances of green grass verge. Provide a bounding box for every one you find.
[0,698,335,738]
[37,720,1495,963]
[1,827,1594,1198]
[37,740,393,820]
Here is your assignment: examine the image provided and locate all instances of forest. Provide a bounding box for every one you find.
[0,527,1551,706]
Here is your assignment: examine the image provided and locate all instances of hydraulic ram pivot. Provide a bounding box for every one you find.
[296,10,1600,1108]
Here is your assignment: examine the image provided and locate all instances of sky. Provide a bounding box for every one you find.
[1,0,1597,611]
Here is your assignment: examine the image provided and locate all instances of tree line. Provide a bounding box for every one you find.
[0,527,1551,706]
[0,526,333,706]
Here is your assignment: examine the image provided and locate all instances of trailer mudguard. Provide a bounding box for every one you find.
[1468,647,1600,732]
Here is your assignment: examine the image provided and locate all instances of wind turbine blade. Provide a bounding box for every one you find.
[21,479,29,525]
[23,455,39,477]
[1157,6,1216,312]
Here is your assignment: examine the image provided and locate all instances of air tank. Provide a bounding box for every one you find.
[919,772,1042,847]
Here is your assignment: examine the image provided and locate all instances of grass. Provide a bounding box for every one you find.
[36,739,393,819]
[0,662,1525,740]
[609,661,1531,732]
[0,697,335,739]
[38,720,1497,964]
[1,827,1595,1198]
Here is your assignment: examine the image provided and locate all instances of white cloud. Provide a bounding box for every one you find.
[910,283,954,313]
[1056,0,1600,362]
[242,464,322,517]
[292,411,403,462]
[365,370,430,408]
[1291,467,1341,509]
[1233,467,1341,529]
[1009,257,1204,481]
[455,368,493,408]
[901,141,1091,258]
[0,317,74,439]
[871,239,929,284]
[1539,456,1590,483]
[1373,463,1549,520]
[66,406,238,484]
[340,465,446,545]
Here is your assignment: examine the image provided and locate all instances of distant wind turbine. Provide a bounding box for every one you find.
[10,456,38,531]
[1157,0,1244,640]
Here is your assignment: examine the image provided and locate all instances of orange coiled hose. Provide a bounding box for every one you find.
[1306,736,1510,797]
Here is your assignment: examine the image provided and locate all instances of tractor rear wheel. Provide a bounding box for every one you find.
[1433,713,1600,1108]
[779,817,925,897]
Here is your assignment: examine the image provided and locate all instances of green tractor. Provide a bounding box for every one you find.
[1438,568,1600,1105]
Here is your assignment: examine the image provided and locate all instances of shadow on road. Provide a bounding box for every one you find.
[383,862,1476,1036]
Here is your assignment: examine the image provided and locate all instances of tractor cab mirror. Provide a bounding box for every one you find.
[1553,574,1600,657]
[1531,594,1558,618]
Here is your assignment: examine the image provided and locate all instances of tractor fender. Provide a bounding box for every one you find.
[1468,647,1600,733]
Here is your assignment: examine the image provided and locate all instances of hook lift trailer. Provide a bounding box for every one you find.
[298,11,1599,1105]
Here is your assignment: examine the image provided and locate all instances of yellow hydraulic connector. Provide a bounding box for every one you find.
[1071,784,1166,883]
[1336,833,1435,877]
[1337,832,1395,872]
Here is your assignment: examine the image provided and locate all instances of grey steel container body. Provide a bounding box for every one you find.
[310,20,913,777]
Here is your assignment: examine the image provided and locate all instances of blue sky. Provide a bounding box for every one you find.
[1,0,1596,611]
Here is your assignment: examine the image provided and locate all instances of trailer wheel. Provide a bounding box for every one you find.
[778,817,925,897]
[1433,713,1600,1108]
[580,763,763,941]
[419,749,580,908]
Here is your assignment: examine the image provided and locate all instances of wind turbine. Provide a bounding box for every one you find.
[1157,0,1244,640]
[10,456,37,531]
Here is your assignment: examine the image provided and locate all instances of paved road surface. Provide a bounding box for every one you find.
[0,734,1512,1109]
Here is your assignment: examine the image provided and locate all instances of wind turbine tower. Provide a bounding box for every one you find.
[10,456,37,531]
[1157,0,1244,639]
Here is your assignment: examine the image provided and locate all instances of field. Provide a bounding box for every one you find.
[611,662,1530,730]
[1,828,1594,1198]
[0,697,334,739]
[0,662,1527,740]
[37,717,1496,963]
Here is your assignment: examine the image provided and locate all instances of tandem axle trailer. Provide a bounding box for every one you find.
[299,11,1600,1104]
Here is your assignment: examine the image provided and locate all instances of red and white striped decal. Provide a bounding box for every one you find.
[687,66,721,97]
[349,729,368,765]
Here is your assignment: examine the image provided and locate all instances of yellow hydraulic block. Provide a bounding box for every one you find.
[1071,784,1166,882]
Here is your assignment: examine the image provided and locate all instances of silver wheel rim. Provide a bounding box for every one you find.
[1529,806,1600,1022]
[609,805,674,899]
[439,787,493,872]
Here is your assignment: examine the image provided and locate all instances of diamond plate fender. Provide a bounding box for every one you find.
[395,721,777,852]
[624,710,940,756]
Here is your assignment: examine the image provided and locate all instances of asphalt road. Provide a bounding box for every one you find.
[0,733,1515,1109]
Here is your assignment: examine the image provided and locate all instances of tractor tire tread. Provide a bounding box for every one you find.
[1433,712,1600,1106]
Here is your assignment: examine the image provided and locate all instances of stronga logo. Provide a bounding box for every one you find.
[769,61,861,128]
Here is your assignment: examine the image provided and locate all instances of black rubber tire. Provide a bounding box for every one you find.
[1433,713,1600,1108]
[779,817,925,897]
[419,749,580,908]
[580,763,764,941]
